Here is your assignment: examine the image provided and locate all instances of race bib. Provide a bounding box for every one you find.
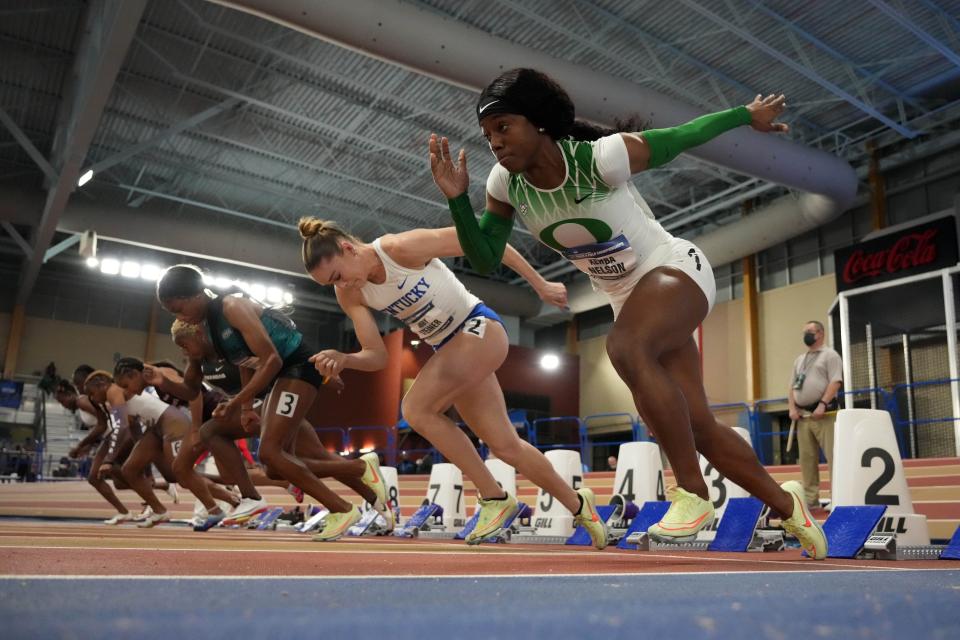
[462,316,487,339]
[560,233,638,281]
[400,302,454,342]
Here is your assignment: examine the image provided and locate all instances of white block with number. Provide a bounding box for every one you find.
[613,442,664,504]
[699,426,752,526]
[831,409,929,545]
[533,449,582,537]
[362,466,399,514]
[425,463,467,529]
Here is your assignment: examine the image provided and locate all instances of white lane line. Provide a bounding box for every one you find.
[4,568,957,581]
[0,542,924,571]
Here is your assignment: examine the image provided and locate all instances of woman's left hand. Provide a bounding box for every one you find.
[310,350,347,377]
[746,94,789,133]
[536,281,569,310]
[212,399,239,420]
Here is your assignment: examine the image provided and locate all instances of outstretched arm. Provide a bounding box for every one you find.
[429,133,514,275]
[625,94,789,173]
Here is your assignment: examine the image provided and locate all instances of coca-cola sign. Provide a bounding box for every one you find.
[834,216,958,292]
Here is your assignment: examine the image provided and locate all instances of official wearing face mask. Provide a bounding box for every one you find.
[787,320,843,510]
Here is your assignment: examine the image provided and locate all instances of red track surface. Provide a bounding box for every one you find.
[0,521,955,577]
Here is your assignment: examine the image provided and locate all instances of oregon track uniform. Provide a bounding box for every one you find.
[487,134,716,318]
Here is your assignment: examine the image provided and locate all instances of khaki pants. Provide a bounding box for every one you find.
[797,412,836,507]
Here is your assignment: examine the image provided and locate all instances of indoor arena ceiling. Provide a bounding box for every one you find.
[2,0,960,293]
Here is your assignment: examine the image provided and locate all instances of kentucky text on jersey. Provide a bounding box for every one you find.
[382,277,431,317]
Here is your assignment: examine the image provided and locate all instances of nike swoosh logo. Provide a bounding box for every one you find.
[574,192,592,204]
[397,276,408,289]
[478,100,499,114]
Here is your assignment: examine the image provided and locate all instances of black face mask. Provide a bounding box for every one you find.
[803,332,817,347]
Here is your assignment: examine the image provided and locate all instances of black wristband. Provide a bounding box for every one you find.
[818,400,827,407]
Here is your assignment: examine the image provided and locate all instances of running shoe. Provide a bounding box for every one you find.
[647,486,715,543]
[103,512,135,525]
[286,484,304,504]
[193,510,227,532]
[573,487,608,550]
[373,499,396,533]
[164,482,179,504]
[780,480,828,560]
[359,453,388,509]
[137,510,170,528]
[132,505,153,522]
[312,505,361,541]
[466,492,519,544]
[223,497,268,525]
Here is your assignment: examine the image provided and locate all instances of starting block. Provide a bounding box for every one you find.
[393,503,444,538]
[618,501,670,550]
[565,505,618,546]
[455,502,531,543]
[625,498,784,553]
[347,507,393,537]
[822,505,957,560]
[295,507,329,533]
[253,506,285,531]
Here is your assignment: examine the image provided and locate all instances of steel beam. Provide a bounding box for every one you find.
[14,0,147,305]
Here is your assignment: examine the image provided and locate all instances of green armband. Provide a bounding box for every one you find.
[643,105,752,169]
[447,193,512,275]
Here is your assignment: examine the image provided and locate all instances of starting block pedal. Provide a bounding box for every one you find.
[820,505,887,558]
[618,501,670,550]
[393,503,443,538]
[455,502,530,543]
[625,498,784,553]
[296,507,329,533]
[347,507,392,537]
[254,506,285,531]
[942,525,960,560]
[565,505,618,546]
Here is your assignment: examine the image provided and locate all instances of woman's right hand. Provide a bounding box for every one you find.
[142,364,163,387]
[429,133,470,198]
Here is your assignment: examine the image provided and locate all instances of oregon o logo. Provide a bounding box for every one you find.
[539,218,613,251]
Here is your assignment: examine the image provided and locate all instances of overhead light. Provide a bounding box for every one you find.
[99,258,120,275]
[85,257,99,268]
[266,286,283,303]
[202,274,215,286]
[283,291,294,304]
[120,261,141,278]
[540,353,560,371]
[250,283,266,301]
[214,277,232,290]
[140,264,162,281]
[235,280,250,294]
[77,169,94,187]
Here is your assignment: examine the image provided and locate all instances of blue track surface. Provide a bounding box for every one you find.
[3,570,959,639]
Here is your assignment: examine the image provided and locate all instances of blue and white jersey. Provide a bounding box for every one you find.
[360,238,481,347]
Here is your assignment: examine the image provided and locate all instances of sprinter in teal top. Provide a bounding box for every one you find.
[156,264,389,537]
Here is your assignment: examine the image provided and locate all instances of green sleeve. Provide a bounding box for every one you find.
[447,193,512,275]
[642,106,752,169]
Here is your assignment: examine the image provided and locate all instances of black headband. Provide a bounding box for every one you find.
[476,97,523,123]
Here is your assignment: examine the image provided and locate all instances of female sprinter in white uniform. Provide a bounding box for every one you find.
[300,218,608,549]
[429,68,827,559]
[87,367,190,528]
[55,380,135,523]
